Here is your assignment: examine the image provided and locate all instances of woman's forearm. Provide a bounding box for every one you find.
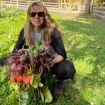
[53,55,64,64]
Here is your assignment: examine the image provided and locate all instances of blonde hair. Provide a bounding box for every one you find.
[24,2,62,46]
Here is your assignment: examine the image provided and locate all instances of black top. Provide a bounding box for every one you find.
[12,28,66,59]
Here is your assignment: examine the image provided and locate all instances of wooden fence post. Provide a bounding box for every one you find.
[16,0,18,8]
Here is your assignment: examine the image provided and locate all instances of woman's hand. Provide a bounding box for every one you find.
[46,55,64,67]
[46,58,54,67]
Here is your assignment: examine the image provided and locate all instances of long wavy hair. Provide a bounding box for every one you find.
[24,2,62,46]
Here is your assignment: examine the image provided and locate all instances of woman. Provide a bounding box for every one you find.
[12,2,76,95]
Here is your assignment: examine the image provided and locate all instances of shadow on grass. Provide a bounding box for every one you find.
[49,79,90,105]
[55,14,105,105]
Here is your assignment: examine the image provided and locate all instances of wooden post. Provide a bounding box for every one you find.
[101,3,103,18]
[64,0,68,12]
[0,0,2,7]
[90,4,93,14]
[78,1,81,12]
[61,0,62,12]
[10,0,11,7]
[16,0,18,8]
[58,0,61,12]
[68,0,71,13]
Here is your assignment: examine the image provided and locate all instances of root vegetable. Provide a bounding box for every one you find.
[23,75,31,86]
[7,58,15,65]
[16,76,23,82]
[10,75,16,82]
[16,65,24,75]
[10,63,17,72]
[20,55,28,64]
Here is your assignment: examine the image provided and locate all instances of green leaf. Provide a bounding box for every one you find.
[35,40,42,46]
[20,92,28,99]
[10,91,18,105]
[40,89,44,102]
[41,86,53,103]
[10,83,18,90]
[39,82,43,87]
[19,92,28,105]
[0,66,8,82]
[30,74,40,88]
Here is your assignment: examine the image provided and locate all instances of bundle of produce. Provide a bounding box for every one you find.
[6,44,54,105]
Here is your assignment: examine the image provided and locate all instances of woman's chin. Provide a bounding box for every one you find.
[34,24,42,27]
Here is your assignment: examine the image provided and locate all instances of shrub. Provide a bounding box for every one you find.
[0,7,24,17]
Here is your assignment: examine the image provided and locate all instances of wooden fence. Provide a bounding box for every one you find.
[90,3,105,20]
[0,0,84,13]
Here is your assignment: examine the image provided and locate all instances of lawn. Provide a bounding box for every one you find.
[0,10,105,105]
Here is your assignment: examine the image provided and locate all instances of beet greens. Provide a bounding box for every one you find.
[7,44,54,104]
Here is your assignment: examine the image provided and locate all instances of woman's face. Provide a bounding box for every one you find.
[29,5,45,30]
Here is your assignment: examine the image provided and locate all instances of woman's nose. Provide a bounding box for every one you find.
[34,14,39,18]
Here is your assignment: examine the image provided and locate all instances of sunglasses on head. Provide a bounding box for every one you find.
[29,12,45,17]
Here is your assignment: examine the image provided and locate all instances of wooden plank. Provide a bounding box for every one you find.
[0,0,84,13]
[42,2,58,5]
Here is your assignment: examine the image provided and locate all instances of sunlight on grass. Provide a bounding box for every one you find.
[1,12,105,105]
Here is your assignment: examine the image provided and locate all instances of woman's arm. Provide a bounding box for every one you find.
[12,28,26,53]
[50,28,66,64]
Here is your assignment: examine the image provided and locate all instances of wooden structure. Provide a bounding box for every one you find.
[90,2,105,21]
[0,0,84,13]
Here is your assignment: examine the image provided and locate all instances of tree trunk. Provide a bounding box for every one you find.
[85,0,91,14]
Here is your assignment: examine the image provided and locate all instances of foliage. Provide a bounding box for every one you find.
[0,13,26,58]
[0,7,24,18]
[1,11,105,105]
[93,0,105,3]
[6,41,55,104]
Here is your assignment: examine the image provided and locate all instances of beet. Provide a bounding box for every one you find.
[7,58,15,65]
[16,64,24,75]
[10,53,20,57]
[12,56,20,60]
[24,63,29,71]
[10,63,17,72]
[20,55,28,64]
[28,53,34,63]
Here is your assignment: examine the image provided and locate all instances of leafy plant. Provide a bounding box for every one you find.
[0,7,24,17]
[6,41,55,105]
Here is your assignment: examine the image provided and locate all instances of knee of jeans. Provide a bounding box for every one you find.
[64,66,76,79]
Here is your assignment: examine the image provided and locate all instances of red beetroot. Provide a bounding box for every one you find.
[12,56,20,60]
[7,58,15,65]
[24,63,29,71]
[16,65,24,75]
[10,63,17,72]
[10,53,20,57]
[29,53,34,63]
[20,55,28,64]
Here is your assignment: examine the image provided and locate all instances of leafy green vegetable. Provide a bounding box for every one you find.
[30,74,41,89]
[41,86,53,103]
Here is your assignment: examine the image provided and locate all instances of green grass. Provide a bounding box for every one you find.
[57,14,105,105]
[0,12,105,105]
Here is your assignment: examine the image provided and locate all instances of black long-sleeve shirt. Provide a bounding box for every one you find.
[12,28,66,59]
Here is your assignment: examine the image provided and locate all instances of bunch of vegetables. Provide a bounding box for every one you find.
[8,52,31,85]
[7,44,54,105]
